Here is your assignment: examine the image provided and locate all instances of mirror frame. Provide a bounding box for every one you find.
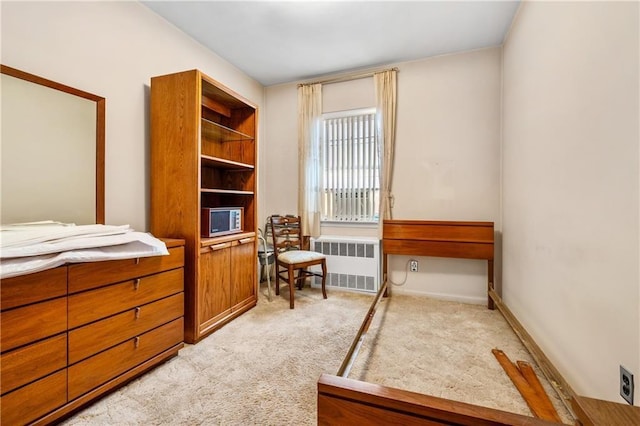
[1,64,106,224]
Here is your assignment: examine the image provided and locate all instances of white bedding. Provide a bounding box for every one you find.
[0,221,169,279]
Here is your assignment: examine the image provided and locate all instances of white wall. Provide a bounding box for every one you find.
[264,47,502,303]
[261,81,297,228]
[391,48,502,303]
[1,1,264,232]
[502,1,639,403]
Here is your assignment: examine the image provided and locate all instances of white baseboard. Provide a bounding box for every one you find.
[388,287,486,305]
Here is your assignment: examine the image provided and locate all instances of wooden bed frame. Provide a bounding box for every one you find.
[317,220,566,425]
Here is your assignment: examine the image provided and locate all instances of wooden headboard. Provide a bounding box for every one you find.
[382,220,495,308]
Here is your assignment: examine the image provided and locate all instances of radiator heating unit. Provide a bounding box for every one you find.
[309,236,380,293]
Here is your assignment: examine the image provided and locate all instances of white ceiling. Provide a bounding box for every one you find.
[143,1,520,86]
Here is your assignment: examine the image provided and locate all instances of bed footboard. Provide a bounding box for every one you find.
[318,373,558,426]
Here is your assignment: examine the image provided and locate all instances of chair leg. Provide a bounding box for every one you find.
[288,265,295,309]
[321,260,327,299]
[275,263,280,296]
[297,268,305,290]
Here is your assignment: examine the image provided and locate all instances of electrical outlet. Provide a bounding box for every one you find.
[620,365,634,405]
[409,260,418,272]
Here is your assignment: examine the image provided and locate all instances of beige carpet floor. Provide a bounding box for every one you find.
[63,285,573,425]
[349,292,573,423]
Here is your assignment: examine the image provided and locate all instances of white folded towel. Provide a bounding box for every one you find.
[0,222,169,279]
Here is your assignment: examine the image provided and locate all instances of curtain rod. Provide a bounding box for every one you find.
[298,67,398,87]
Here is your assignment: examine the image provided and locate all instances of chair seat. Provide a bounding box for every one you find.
[278,249,325,264]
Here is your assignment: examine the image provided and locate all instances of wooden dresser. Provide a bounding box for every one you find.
[0,239,185,425]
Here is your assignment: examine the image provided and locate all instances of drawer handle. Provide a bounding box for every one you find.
[134,278,141,290]
[135,307,141,319]
[239,238,253,244]
[210,243,227,250]
[135,258,140,265]
[134,336,140,348]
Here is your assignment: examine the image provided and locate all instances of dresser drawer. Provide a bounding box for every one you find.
[68,317,183,400]
[68,246,184,293]
[0,297,67,352]
[69,293,184,364]
[0,369,67,426]
[68,268,183,329]
[1,267,67,311]
[1,334,67,395]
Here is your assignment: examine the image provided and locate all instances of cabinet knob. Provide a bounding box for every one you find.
[135,307,141,319]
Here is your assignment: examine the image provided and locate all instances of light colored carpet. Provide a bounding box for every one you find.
[63,285,573,425]
[349,292,573,423]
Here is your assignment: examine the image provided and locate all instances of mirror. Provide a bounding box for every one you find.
[1,65,105,225]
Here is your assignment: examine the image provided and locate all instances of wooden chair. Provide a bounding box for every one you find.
[269,215,327,309]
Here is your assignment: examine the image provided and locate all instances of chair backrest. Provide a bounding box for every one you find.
[269,215,303,256]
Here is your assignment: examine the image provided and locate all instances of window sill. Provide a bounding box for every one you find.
[320,221,379,229]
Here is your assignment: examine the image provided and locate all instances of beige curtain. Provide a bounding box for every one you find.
[374,69,397,235]
[297,83,322,237]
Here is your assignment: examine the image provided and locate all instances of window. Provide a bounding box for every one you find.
[320,108,380,223]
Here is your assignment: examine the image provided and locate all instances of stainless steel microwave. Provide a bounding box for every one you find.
[201,207,243,238]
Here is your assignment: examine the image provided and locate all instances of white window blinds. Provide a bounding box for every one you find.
[321,109,380,222]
